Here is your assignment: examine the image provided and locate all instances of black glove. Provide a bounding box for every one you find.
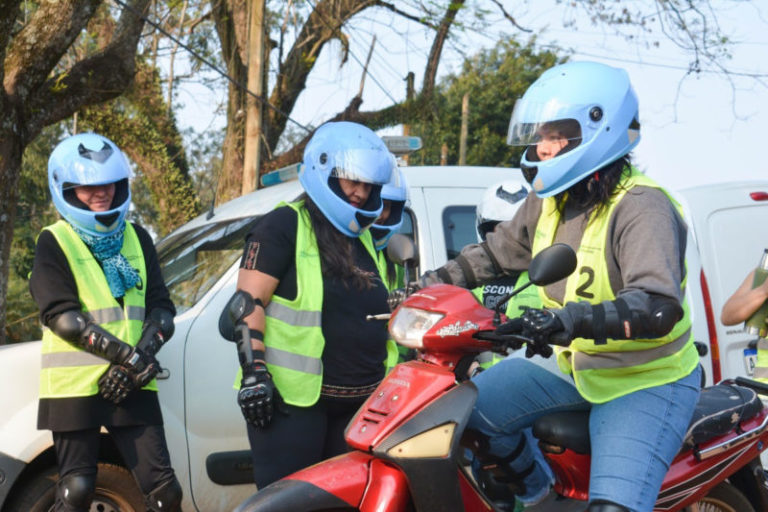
[387,282,423,312]
[98,347,160,404]
[238,361,276,428]
[520,308,571,358]
[387,288,409,311]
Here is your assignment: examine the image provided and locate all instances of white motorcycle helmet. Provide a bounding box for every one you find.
[476,180,530,242]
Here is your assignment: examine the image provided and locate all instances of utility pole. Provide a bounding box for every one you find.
[242,0,266,195]
[402,72,415,165]
[459,92,469,165]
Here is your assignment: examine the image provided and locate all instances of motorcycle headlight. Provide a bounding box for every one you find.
[388,307,445,349]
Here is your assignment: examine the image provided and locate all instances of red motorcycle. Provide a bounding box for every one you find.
[235,239,768,512]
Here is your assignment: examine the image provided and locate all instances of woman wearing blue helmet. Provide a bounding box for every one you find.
[417,61,700,511]
[29,133,182,511]
[225,121,398,487]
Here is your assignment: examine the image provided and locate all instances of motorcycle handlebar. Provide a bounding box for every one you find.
[474,331,528,352]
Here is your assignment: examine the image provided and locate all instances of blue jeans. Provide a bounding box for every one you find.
[467,358,701,511]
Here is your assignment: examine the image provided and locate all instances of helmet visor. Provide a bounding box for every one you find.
[329,148,394,186]
[506,98,583,148]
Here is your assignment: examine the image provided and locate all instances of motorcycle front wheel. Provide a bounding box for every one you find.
[688,481,754,512]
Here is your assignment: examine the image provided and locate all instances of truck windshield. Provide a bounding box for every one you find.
[156,216,260,313]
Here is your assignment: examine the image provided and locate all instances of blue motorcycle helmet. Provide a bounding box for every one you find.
[299,121,395,237]
[506,61,640,197]
[48,133,132,237]
[371,167,409,250]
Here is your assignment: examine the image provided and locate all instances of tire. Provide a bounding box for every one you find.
[5,463,145,512]
[688,481,756,512]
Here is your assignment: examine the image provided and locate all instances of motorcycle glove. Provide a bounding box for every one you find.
[519,307,572,358]
[238,361,276,428]
[387,282,424,312]
[98,346,160,404]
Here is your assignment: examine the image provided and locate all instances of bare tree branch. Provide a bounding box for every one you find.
[24,0,151,141]
[373,1,437,28]
[421,0,466,97]
[489,0,532,33]
[4,1,100,98]
[266,0,375,149]
[0,1,22,84]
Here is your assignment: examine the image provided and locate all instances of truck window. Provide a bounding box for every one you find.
[399,209,415,242]
[157,216,260,313]
[442,206,477,260]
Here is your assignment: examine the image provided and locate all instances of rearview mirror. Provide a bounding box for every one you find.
[386,233,419,267]
[528,243,577,286]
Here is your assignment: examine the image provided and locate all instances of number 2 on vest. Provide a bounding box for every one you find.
[575,266,595,299]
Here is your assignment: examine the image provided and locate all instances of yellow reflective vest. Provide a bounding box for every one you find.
[237,201,396,407]
[755,338,768,383]
[472,272,542,368]
[39,220,151,399]
[531,168,699,403]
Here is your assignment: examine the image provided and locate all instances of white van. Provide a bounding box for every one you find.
[674,181,768,386]
[0,165,766,511]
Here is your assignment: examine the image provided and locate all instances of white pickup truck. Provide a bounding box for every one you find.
[1,164,767,511]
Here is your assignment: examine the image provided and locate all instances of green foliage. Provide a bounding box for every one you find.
[409,38,566,167]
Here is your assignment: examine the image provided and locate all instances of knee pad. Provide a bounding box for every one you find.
[146,476,183,511]
[58,471,96,510]
[587,499,631,512]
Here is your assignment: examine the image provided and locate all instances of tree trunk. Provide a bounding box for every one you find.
[0,101,24,344]
[211,0,248,204]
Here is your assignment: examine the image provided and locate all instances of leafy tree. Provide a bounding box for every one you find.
[409,38,564,167]
[207,0,743,204]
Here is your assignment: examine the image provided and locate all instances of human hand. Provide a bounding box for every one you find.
[519,308,572,358]
[98,347,160,403]
[238,361,277,428]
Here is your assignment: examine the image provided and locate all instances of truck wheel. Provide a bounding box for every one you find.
[692,481,755,512]
[5,463,145,512]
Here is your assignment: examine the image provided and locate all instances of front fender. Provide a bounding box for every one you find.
[234,451,373,512]
[234,451,411,512]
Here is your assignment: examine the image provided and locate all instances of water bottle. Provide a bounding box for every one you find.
[744,249,768,338]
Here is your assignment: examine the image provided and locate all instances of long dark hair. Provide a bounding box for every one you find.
[302,193,375,290]
[553,155,632,218]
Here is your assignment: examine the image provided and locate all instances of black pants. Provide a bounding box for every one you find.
[246,396,365,488]
[53,424,177,512]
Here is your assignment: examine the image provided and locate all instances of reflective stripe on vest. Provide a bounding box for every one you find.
[252,201,392,407]
[39,220,149,398]
[531,168,698,403]
[376,251,407,372]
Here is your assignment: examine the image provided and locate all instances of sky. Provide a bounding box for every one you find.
[174,1,768,193]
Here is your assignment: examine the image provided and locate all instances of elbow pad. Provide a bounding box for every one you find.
[148,308,175,340]
[137,309,175,356]
[220,290,265,367]
[570,295,683,344]
[50,310,133,363]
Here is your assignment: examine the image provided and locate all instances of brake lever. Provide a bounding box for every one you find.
[366,313,392,321]
[474,331,529,352]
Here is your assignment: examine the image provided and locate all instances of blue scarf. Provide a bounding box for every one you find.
[72,223,141,298]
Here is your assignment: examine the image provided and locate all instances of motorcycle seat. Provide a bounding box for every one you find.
[681,383,763,449]
[532,384,763,455]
